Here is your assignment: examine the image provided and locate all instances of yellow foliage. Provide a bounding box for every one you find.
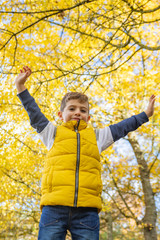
[0,0,160,239]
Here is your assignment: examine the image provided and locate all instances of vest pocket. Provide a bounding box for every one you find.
[47,167,54,192]
[97,172,102,194]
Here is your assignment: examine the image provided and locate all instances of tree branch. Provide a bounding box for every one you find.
[0,0,95,51]
[0,126,41,155]
[122,0,160,14]
[0,0,95,14]
[102,156,138,221]
[1,167,41,196]
[148,147,160,173]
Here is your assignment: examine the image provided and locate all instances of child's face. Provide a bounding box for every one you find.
[58,99,90,123]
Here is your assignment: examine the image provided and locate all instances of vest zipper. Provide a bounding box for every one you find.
[74,120,80,207]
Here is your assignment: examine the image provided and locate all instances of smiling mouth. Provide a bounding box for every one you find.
[72,118,80,121]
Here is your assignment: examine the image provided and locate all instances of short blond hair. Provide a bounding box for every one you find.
[60,92,89,112]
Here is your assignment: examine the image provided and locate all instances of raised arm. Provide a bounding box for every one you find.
[109,95,156,142]
[15,66,49,133]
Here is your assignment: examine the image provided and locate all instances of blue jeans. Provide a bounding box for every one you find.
[38,205,99,240]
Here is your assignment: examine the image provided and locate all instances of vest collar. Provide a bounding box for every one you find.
[62,120,88,131]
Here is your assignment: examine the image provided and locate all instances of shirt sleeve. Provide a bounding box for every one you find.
[17,89,49,133]
[38,122,56,150]
[97,112,149,153]
[18,89,57,149]
[109,112,149,142]
[97,127,114,153]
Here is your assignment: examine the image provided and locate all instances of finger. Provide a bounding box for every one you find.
[25,66,32,74]
[149,95,155,101]
[151,95,156,101]
[23,66,27,72]
[150,96,156,105]
[23,66,29,72]
[28,67,32,73]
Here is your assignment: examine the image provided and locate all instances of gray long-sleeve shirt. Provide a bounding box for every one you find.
[18,89,149,153]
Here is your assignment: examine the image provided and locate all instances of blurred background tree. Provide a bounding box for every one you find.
[0,0,159,239]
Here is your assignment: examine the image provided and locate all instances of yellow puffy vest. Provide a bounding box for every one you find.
[40,120,102,211]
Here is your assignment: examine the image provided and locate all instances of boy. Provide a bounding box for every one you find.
[15,66,155,240]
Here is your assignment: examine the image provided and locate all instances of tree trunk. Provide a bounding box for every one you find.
[128,133,157,240]
[106,211,113,240]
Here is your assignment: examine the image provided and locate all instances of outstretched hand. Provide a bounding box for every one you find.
[145,95,156,118]
[15,66,32,85]
[15,66,32,93]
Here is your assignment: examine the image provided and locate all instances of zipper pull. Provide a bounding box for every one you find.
[75,127,78,132]
[74,119,80,132]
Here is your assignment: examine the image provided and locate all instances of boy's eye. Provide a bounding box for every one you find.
[69,108,75,111]
[81,109,86,113]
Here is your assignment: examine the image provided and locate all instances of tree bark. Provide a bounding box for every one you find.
[105,211,113,240]
[128,133,157,240]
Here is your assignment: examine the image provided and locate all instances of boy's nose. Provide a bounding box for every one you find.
[75,109,81,115]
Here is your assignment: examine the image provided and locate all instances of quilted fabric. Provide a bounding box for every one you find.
[40,120,102,211]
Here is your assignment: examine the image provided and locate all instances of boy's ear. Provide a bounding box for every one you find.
[58,111,63,120]
[87,115,90,122]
